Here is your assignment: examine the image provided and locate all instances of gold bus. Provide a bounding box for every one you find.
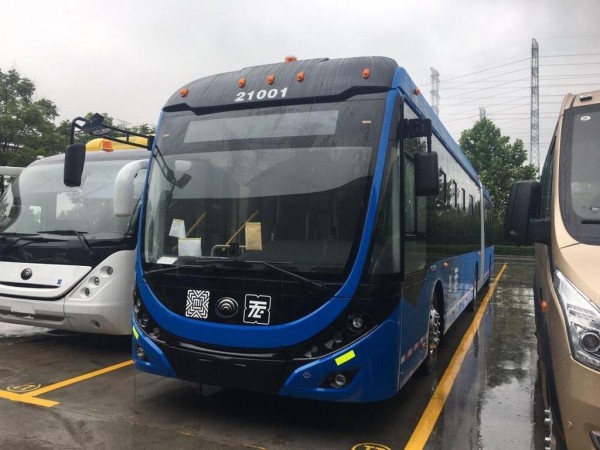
[506,90,600,450]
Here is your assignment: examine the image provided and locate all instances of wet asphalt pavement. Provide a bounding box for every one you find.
[0,256,545,449]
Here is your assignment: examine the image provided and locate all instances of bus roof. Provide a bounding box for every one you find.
[164,56,485,197]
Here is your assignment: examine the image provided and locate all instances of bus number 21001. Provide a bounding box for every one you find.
[234,88,288,102]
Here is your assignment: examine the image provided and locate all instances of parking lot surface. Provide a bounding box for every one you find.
[0,257,544,449]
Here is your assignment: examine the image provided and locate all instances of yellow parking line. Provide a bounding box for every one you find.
[22,360,133,398]
[405,263,508,450]
[0,389,58,407]
[0,359,133,408]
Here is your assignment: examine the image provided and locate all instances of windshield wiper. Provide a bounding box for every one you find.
[245,260,325,291]
[0,232,38,241]
[143,257,324,291]
[37,230,95,257]
[142,258,230,276]
[0,235,62,257]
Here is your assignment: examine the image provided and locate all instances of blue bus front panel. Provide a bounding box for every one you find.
[133,303,407,402]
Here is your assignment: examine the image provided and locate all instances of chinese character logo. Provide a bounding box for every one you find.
[243,294,271,325]
[185,290,210,319]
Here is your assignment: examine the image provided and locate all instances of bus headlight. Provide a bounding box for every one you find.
[553,270,600,371]
[133,287,164,343]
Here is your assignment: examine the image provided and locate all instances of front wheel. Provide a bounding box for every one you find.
[419,295,442,375]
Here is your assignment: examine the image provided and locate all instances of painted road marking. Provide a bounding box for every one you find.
[6,382,42,393]
[405,263,508,450]
[0,359,133,408]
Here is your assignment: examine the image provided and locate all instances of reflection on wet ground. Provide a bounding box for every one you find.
[428,257,544,449]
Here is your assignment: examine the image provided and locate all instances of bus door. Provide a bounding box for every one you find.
[400,109,430,374]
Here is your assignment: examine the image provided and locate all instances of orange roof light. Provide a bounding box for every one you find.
[414,87,421,96]
[100,139,114,152]
[362,68,371,79]
[540,300,548,313]
[297,71,305,82]
[285,55,298,63]
[238,78,246,88]
[180,88,189,98]
[267,74,276,85]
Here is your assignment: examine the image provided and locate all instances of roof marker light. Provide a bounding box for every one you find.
[238,78,246,88]
[267,74,276,85]
[285,55,298,62]
[362,68,371,79]
[297,71,305,82]
[180,88,189,98]
[100,139,114,152]
[414,87,421,96]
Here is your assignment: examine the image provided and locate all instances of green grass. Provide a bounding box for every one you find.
[494,245,534,256]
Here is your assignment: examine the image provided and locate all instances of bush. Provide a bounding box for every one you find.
[494,245,534,256]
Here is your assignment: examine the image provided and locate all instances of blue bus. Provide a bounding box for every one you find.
[124,56,493,402]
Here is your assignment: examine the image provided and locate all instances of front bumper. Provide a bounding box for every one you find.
[132,317,402,402]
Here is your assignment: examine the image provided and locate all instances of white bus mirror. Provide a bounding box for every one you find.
[114,159,149,217]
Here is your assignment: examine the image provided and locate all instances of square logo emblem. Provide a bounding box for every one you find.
[185,290,210,319]
[243,294,271,325]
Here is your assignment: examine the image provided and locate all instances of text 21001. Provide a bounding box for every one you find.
[234,88,288,102]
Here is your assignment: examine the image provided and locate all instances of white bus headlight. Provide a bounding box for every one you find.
[553,270,600,371]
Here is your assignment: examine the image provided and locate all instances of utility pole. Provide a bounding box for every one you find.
[531,38,540,168]
[430,67,440,115]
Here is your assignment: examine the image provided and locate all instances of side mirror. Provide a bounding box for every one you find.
[113,159,149,216]
[64,143,86,187]
[504,181,547,245]
[415,151,439,197]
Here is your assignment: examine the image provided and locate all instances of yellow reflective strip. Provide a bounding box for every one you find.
[132,326,139,340]
[335,350,356,366]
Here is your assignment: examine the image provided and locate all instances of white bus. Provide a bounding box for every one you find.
[0,138,149,334]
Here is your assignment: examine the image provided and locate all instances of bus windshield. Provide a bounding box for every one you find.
[143,98,386,277]
[0,159,144,241]
[561,103,600,242]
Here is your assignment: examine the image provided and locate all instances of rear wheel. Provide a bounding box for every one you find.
[467,268,478,311]
[419,293,442,375]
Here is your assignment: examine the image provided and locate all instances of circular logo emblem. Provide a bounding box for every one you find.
[215,297,239,318]
[21,268,33,280]
[351,444,392,450]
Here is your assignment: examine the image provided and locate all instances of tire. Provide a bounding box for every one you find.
[418,293,442,375]
[467,268,478,312]
[544,404,567,450]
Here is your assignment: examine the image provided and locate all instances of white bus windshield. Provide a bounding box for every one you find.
[0,159,145,240]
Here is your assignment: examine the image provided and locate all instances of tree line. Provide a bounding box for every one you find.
[0,68,154,168]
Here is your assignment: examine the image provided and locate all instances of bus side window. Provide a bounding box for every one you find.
[452,181,458,208]
[438,169,447,205]
[367,144,401,275]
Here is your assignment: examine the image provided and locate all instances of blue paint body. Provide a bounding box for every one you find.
[132,60,494,402]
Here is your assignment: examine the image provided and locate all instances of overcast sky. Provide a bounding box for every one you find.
[2,0,600,166]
